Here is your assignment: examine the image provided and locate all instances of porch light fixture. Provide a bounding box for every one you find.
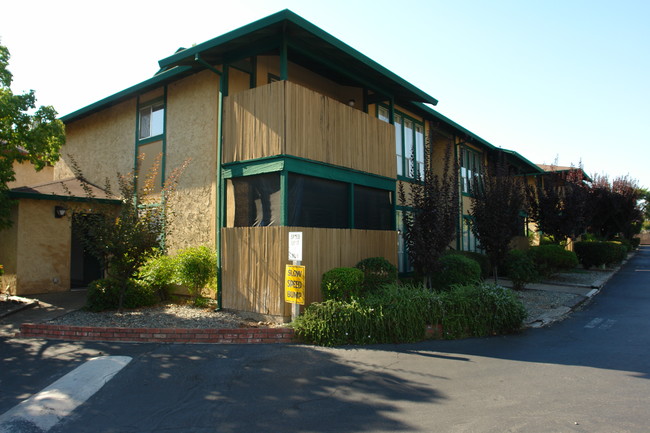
[54,205,67,218]
[348,99,355,107]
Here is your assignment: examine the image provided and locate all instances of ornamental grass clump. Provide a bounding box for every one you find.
[293,282,527,346]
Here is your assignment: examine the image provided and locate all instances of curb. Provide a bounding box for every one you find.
[18,323,296,344]
[0,296,39,319]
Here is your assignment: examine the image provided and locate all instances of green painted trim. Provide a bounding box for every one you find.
[280,169,288,226]
[222,155,395,190]
[216,68,226,311]
[161,87,168,189]
[61,66,192,123]
[349,183,355,229]
[280,33,288,80]
[8,191,121,205]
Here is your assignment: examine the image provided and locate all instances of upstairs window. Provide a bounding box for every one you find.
[378,106,424,180]
[139,102,165,139]
[460,146,482,194]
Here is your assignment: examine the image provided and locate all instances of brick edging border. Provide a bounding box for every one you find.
[18,323,295,344]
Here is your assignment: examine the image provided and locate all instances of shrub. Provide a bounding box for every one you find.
[528,245,578,277]
[86,278,157,312]
[355,257,398,293]
[321,267,364,301]
[445,250,491,278]
[137,253,176,301]
[431,254,481,291]
[504,250,538,290]
[173,246,218,300]
[631,237,641,250]
[293,282,526,346]
[574,241,627,269]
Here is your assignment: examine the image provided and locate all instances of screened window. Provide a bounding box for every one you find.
[354,185,393,230]
[462,216,482,253]
[461,147,482,194]
[139,103,165,139]
[228,173,281,227]
[288,174,349,229]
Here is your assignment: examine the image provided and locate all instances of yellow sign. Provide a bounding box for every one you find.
[285,265,305,305]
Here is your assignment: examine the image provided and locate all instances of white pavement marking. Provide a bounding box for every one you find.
[0,356,132,433]
[584,318,604,328]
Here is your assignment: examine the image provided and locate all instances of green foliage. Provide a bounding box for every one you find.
[398,140,459,288]
[0,43,66,229]
[528,245,578,277]
[504,250,538,290]
[136,252,176,301]
[574,241,627,269]
[321,267,364,301]
[173,246,218,300]
[85,278,157,312]
[445,250,491,278]
[630,237,641,250]
[355,257,397,293]
[590,174,643,240]
[293,283,526,346]
[432,254,481,291]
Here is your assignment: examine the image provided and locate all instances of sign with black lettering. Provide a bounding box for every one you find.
[285,265,305,305]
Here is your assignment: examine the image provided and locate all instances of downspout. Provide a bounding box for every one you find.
[194,53,225,310]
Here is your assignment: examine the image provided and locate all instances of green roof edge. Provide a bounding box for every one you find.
[158,9,438,106]
[413,102,544,174]
[60,66,192,123]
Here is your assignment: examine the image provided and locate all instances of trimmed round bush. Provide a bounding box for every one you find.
[505,249,538,290]
[528,245,578,277]
[321,267,364,301]
[445,250,491,278]
[432,254,481,291]
[355,257,397,293]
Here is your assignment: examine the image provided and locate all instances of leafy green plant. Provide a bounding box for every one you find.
[321,267,364,301]
[173,246,218,301]
[445,250,491,278]
[574,241,626,269]
[86,278,157,312]
[504,250,538,290]
[137,252,176,301]
[355,257,397,293]
[528,245,578,277]
[431,254,481,291]
[293,282,526,346]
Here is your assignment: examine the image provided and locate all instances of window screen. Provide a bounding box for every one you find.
[354,185,393,230]
[228,173,281,227]
[288,174,349,228]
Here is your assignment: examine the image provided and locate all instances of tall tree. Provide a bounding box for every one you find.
[398,130,459,288]
[470,157,525,280]
[589,174,643,240]
[527,166,591,244]
[0,43,66,229]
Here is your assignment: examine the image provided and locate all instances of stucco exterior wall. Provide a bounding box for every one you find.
[15,199,71,294]
[9,162,54,188]
[165,70,219,252]
[55,99,136,186]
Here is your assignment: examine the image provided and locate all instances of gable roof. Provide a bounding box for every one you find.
[62,9,438,124]
[9,177,120,204]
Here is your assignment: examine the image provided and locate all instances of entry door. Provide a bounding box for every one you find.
[70,216,103,288]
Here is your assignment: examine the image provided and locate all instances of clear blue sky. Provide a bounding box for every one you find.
[2,0,649,187]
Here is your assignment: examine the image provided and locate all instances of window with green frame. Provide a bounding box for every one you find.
[378,106,424,180]
[460,146,483,195]
[461,215,482,253]
[138,101,165,140]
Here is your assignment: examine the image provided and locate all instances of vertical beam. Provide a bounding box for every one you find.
[349,183,355,229]
[280,31,288,80]
[280,169,289,226]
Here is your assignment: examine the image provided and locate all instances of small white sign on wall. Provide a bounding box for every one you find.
[288,232,303,262]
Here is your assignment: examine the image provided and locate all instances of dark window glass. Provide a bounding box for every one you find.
[354,185,393,230]
[288,174,348,228]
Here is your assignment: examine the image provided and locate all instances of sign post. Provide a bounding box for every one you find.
[286,232,304,321]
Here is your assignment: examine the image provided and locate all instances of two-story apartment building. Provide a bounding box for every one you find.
[1,10,543,319]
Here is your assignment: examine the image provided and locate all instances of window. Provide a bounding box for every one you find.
[461,215,482,253]
[288,174,349,229]
[378,106,424,180]
[354,185,393,230]
[139,102,165,139]
[460,146,482,194]
[228,173,281,227]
